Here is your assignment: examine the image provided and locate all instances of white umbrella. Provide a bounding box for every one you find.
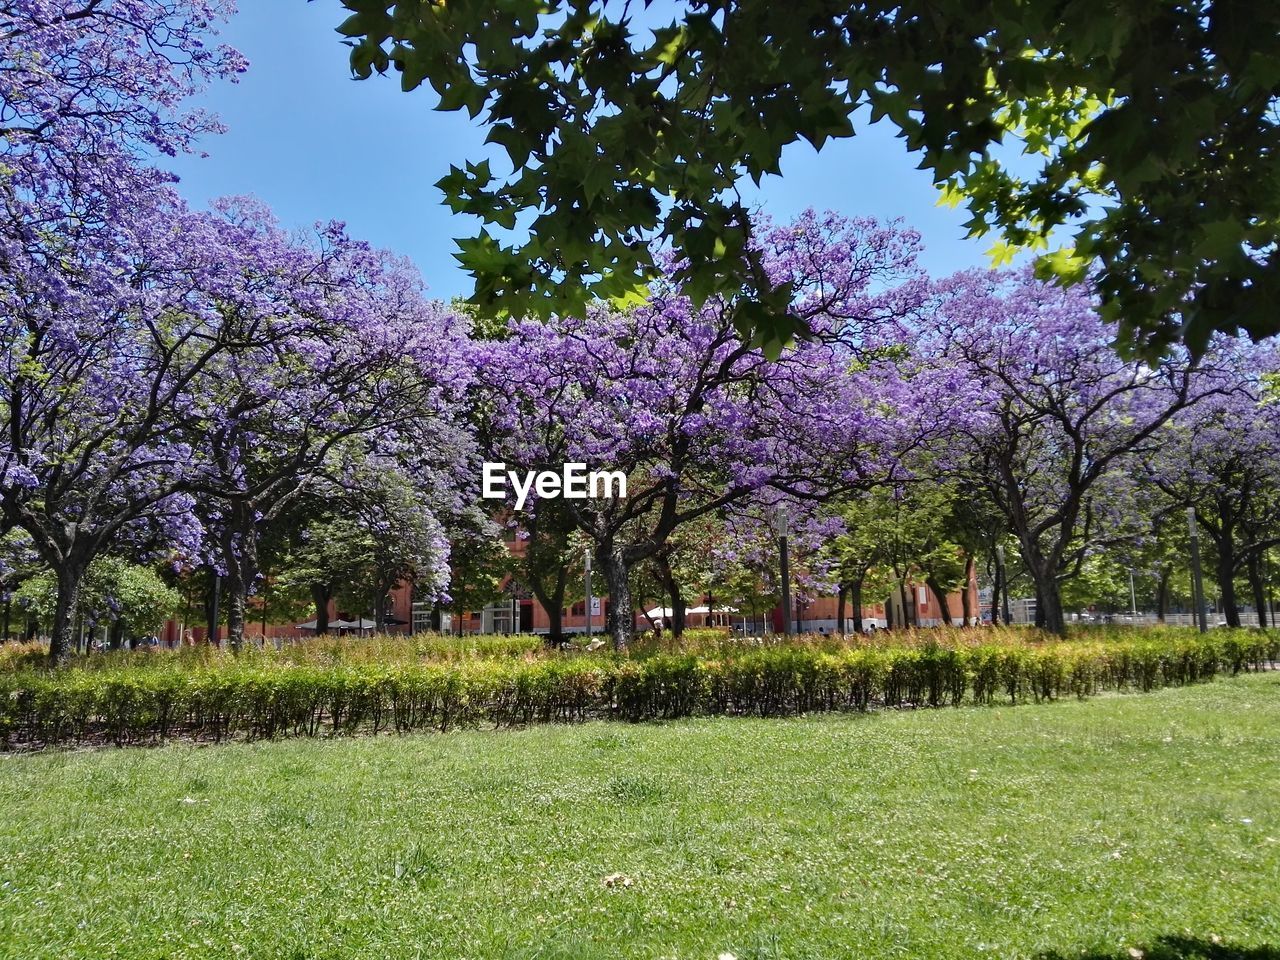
[644,605,737,618]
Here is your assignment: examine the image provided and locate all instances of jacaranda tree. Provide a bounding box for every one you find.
[1141,344,1280,627]
[174,199,473,649]
[0,1,474,659]
[474,212,974,647]
[920,268,1238,635]
[0,1,247,662]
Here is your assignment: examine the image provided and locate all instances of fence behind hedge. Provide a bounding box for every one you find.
[1,630,1276,748]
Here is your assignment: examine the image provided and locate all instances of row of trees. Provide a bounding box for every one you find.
[0,2,482,660]
[2,3,1277,661]
[470,242,1279,645]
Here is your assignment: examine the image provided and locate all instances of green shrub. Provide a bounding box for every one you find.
[1,628,1275,749]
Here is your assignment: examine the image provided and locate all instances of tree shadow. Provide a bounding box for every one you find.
[1039,936,1280,960]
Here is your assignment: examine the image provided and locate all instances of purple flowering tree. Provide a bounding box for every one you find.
[0,1,244,661]
[1141,346,1280,627]
[920,268,1235,635]
[474,212,970,648]
[0,183,257,662]
[0,4,478,657]
[171,201,474,649]
[269,459,453,635]
[0,1,244,153]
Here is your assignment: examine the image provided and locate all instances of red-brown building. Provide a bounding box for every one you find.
[175,531,981,644]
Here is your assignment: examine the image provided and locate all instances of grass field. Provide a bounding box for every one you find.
[1,675,1278,960]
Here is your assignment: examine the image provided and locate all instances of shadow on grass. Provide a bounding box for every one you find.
[1040,935,1280,960]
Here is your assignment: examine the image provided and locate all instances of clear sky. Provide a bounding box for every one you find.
[166,1,1005,301]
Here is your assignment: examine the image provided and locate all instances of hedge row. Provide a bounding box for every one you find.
[0,633,546,675]
[1,631,1275,748]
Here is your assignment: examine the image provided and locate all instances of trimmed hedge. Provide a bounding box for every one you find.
[1,630,1276,748]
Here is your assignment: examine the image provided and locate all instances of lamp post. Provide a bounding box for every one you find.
[1187,507,1208,633]
[774,506,792,636]
[1129,568,1138,621]
[584,549,593,639]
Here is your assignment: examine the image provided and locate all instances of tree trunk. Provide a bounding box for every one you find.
[851,578,865,633]
[311,584,333,635]
[218,499,261,651]
[108,619,125,651]
[655,552,685,637]
[1156,566,1171,622]
[224,584,247,650]
[670,590,687,637]
[836,582,847,635]
[221,568,246,650]
[598,543,633,651]
[48,559,87,666]
[898,578,914,628]
[542,591,563,642]
[1039,579,1066,635]
[1215,544,1241,628]
[927,577,953,626]
[1246,553,1267,629]
[529,566,567,644]
[1024,557,1066,636]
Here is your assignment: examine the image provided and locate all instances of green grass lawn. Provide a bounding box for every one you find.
[2,676,1278,960]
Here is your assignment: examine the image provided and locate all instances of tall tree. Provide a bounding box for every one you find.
[1142,355,1280,626]
[271,462,452,634]
[0,182,238,662]
[178,209,473,649]
[473,213,962,648]
[923,269,1233,635]
[0,0,243,661]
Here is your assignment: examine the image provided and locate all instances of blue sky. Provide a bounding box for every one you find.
[166,2,1005,301]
